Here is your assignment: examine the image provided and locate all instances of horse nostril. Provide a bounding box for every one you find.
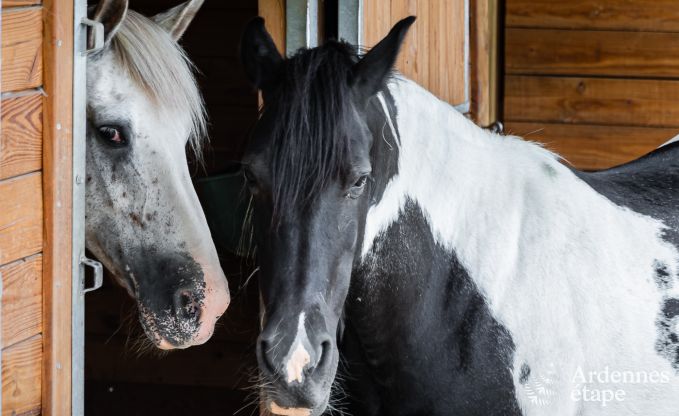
[317,339,332,370]
[174,289,201,322]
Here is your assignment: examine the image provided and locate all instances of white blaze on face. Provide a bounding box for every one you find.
[269,402,311,416]
[285,312,311,384]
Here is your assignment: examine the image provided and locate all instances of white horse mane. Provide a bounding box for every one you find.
[110,10,207,158]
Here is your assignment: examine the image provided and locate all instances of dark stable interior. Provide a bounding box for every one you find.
[84,0,261,414]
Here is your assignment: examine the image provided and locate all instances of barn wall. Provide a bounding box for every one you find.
[1,1,45,415]
[363,0,468,108]
[503,0,679,170]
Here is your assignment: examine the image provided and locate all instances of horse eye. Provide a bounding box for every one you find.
[353,176,368,189]
[346,175,369,199]
[98,126,126,147]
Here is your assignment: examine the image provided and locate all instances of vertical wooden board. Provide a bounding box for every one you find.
[362,0,391,48]
[0,94,43,180]
[470,0,497,125]
[365,0,467,106]
[506,0,679,32]
[42,0,74,413]
[0,173,43,266]
[0,255,42,349]
[2,335,42,416]
[1,7,43,92]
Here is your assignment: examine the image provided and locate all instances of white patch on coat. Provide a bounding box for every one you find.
[362,76,679,415]
[284,313,311,384]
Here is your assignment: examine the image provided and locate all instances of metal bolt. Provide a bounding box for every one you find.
[76,175,83,185]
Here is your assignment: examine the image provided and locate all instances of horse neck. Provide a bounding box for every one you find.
[363,77,588,300]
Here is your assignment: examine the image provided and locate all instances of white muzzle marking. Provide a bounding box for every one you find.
[284,312,311,384]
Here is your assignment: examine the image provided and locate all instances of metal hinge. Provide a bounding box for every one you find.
[81,18,105,55]
[81,257,103,294]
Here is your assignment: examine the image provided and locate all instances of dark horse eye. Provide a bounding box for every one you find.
[98,126,126,147]
[353,176,368,188]
[347,175,369,199]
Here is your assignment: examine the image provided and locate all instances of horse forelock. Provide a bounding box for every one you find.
[109,10,206,161]
[264,42,363,221]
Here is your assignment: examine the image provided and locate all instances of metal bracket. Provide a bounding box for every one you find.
[81,18,105,55]
[80,257,103,294]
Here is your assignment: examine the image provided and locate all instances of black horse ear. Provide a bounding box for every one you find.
[240,17,284,92]
[351,16,415,100]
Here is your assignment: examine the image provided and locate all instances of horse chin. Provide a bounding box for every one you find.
[263,381,332,416]
[266,396,329,416]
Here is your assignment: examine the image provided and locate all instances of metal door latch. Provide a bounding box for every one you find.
[81,18,105,55]
[81,257,103,294]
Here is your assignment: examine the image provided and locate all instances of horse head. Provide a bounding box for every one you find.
[240,16,414,415]
[85,0,230,350]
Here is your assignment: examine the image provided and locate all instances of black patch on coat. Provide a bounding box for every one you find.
[654,260,672,289]
[574,141,679,248]
[341,200,521,416]
[519,363,531,385]
[574,142,679,371]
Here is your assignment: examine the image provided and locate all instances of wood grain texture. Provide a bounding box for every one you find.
[1,93,42,180]
[1,7,43,92]
[504,75,679,128]
[505,122,677,170]
[364,0,467,106]
[506,0,679,32]
[42,0,73,414]
[2,335,42,416]
[3,0,43,7]
[0,173,43,266]
[506,28,679,78]
[0,255,42,349]
[470,0,497,126]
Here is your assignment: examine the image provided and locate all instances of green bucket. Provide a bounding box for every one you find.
[195,164,250,257]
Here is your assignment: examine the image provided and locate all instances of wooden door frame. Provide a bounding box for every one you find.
[42,0,74,414]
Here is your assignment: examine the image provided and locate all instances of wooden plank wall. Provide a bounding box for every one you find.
[1,1,45,415]
[504,0,679,170]
[363,0,468,107]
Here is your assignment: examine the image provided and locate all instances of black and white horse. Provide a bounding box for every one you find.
[241,17,679,416]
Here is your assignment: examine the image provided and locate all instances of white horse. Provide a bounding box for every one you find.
[85,0,229,350]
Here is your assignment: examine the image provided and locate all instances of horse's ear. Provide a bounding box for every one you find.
[91,0,129,46]
[351,16,415,101]
[152,0,204,41]
[240,17,284,92]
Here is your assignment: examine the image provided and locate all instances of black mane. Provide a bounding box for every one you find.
[263,41,360,219]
